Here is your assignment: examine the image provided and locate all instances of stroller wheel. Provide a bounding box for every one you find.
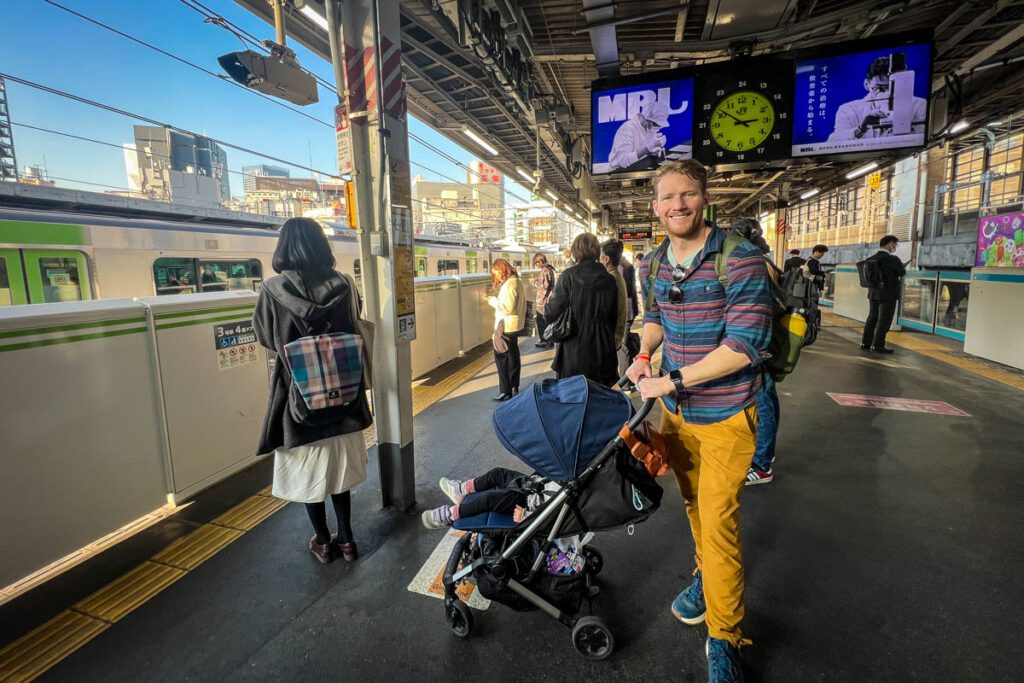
[446,600,474,638]
[583,547,604,576]
[571,616,614,660]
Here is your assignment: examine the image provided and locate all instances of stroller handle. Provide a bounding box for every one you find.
[616,373,657,430]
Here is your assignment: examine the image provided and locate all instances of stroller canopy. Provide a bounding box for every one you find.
[492,376,633,481]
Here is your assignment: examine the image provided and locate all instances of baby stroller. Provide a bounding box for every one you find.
[441,375,664,660]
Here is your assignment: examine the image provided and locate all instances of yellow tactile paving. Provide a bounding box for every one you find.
[821,310,1024,391]
[74,562,186,623]
[0,344,500,681]
[211,495,288,532]
[0,610,108,683]
[151,524,244,571]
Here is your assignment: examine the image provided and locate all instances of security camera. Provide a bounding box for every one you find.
[218,49,319,106]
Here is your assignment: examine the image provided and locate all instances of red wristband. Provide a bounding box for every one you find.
[635,353,651,362]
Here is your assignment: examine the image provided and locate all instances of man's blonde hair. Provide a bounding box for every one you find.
[653,159,708,196]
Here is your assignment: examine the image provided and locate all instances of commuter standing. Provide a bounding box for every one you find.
[619,248,639,323]
[628,160,772,682]
[600,239,630,376]
[488,259,527,401]
[254,217,373,564]
[783,249,805,273]
[544,233,619,386]
[805,244,828,290]
[532,253,557,348]
[861,235,906,353]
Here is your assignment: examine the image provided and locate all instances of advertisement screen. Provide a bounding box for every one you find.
[591,77,694,175]
[976,213,1024,267]
[792,41,931,157]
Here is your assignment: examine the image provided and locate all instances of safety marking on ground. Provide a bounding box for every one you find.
[827,393,972,416]
[0,342,503,681]
[151,524,244,571]
[0,610,108,683]
[407,528,490,611]
[73,561,187,623]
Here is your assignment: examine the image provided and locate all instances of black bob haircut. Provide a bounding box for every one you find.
[272,217,336,273]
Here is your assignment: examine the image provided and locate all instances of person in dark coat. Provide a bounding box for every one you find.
[543,232,619,385]
[254,217,373,564]
[783,249,805,273]
[861,234,907,353]
[805,244,829,290]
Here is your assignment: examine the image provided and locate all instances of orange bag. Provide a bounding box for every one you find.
[619,421,671,477]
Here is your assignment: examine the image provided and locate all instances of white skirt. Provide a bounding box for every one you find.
[271,432,368,503]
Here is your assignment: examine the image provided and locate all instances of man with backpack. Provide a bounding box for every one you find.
[859,235,906,353]
[628,159,772,683]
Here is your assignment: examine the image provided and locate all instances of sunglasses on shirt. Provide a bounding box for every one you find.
[669,264,691,304]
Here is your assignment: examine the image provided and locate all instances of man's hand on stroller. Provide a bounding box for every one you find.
[626,357,653,385]
[638,375,675,401]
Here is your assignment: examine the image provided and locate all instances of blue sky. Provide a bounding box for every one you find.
[2,0,534,205]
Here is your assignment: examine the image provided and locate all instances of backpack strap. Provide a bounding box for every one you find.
[713,232,748,291]
[643,239,668,312]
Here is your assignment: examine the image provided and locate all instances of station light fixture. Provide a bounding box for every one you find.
[545,189,558,201]
[987,120,1003,127]
[515,167,534,183]
[845,162,878,180]
[948,119,970,135]
[799,188,820,200]
[462,126,498,155]
[299,5,329,31]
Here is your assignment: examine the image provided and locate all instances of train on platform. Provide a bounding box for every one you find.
[0,208,561,306]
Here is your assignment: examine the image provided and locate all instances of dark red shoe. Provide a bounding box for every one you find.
[309,536,334,564]
[331,536,358,562]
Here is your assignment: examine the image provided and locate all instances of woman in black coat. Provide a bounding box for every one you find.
[543,233,619,386]
[254,217,372,564]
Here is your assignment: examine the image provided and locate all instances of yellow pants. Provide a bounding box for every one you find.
[660,401,758,647]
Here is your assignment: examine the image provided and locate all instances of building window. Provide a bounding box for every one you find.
[949,145,985,210]
[989,132,1023,207]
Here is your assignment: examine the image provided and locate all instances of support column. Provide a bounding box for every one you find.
[332,0,416,511]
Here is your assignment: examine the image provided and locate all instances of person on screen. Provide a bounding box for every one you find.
[608,100,670,171]
[828,54,927,142]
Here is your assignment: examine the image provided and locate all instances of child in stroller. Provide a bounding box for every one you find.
[434,375,667,660]
[420,467,559,529]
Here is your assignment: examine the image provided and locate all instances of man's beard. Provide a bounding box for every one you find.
[662,212,704,240]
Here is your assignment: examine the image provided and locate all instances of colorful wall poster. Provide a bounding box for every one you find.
[976,213,1024,268]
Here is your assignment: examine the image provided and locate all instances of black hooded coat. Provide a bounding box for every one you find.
[253,269,372,455]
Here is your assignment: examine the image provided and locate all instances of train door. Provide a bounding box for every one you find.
[0,249,28,306]
[414,246,428,278]
[22,249,92,304]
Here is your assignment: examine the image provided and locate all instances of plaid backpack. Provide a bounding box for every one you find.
[282,282,366,426]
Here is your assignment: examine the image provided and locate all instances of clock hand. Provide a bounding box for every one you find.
[736,118,760,127]
[721,110,744,124]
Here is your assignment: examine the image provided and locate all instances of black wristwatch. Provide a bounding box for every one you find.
[669,369,685,392]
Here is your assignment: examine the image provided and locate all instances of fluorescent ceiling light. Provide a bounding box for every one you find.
[987,120,1003,127]
[515,167,534,183]
[462,126,498,155]
[299,5,329,31]
[949,120,970,135]
[845,162,878,180]
[546,190,557,201]
[799,188,820,200]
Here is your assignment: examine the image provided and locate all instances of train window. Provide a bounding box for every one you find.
[35,257,83,303]
[199,260,263,293]
[437,259,460,276]
[353,259,361,277]
[0,257,11,306]
[154,258,197,295]
[415,257,428,278]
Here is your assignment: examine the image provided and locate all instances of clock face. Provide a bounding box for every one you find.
[694,67,794,166]
[710,91,775,152]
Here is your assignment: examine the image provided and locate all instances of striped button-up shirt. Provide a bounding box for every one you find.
[638,224,772,424]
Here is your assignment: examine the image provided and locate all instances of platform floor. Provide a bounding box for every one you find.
[6,318,1024,682]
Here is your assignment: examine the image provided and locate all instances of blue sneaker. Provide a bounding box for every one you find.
[670,570,706,624]
[706,637,744,683]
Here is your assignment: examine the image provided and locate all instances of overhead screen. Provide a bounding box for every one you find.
[791,41,932,157]
[591,77,694,175]
[590,34,931,176]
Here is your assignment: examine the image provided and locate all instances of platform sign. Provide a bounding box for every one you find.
[407,528,490,609]
[334,102,354,177]
[618,228,652,241]
[827,392,970,416]
[213,320,259,371]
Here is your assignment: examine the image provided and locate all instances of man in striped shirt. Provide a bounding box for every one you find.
[628,159,772,683]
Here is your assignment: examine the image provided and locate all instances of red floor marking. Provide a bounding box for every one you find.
[826,393,971,417]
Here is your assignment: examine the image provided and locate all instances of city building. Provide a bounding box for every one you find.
[18,165,55,187]
[411,160,506,237]
[126,126,230,205]
[241,164,289,194]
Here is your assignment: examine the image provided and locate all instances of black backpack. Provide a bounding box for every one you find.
[857,255,884,289]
